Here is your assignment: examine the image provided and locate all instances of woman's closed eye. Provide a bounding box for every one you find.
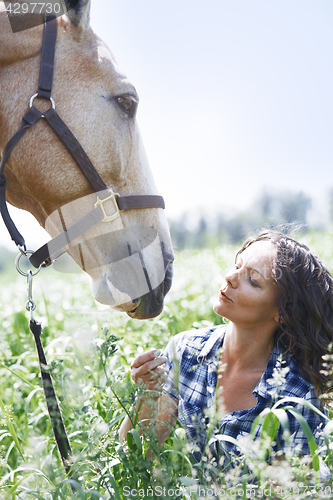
[249,276,259,287]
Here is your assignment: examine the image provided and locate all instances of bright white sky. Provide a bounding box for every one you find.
[1,0,333,251]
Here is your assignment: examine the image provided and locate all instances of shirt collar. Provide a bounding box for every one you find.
[197,325,227,361]
[197,325,309,401]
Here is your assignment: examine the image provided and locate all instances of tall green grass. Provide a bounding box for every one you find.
[0,231,332,499]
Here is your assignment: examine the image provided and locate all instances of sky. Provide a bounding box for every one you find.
[1,0,333,251]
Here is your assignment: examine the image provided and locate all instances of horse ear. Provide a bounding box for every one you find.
[62,0,91,30]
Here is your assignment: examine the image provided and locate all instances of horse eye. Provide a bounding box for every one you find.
[117,95,137,116]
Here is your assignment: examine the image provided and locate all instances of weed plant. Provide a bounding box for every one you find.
[0,231,332,499]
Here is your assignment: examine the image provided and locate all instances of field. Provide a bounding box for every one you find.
[0,230,333,499]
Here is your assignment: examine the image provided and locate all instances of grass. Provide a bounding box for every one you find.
[0,230,332,499]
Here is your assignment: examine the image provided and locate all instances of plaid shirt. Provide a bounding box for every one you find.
[162,325,328,465]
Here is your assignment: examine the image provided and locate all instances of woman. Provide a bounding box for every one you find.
[119,230,332,472]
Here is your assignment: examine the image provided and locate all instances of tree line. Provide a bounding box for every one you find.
[169,189,332,250]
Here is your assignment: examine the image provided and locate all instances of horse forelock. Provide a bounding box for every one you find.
[63,0,90,31]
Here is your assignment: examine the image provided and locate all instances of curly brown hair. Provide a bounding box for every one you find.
[237,230,333,400]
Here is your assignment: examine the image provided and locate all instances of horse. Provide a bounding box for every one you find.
[0,0,174,320]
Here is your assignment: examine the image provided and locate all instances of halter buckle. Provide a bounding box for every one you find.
[94,189,122,223]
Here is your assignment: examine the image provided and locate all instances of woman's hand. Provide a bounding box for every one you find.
[119,350,176,446]
[131,349,168,393]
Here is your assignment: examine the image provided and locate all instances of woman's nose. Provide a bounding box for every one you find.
[224,268,238,287]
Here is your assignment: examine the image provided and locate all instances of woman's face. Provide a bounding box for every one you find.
[213,240,280,330]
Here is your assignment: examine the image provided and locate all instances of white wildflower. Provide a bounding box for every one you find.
[267,355,290,400]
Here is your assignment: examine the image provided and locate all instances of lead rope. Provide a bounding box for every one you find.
[15,249,75,489]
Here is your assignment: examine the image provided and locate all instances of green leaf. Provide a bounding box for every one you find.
[105,474,121,500]
[250,407,272,438]
[0,397,24,461]
[273,396,329,421]
[0,467,51,488]
[163,449,194,468]
[284,407,320,473]
[0,362,35,388]
[107,412,126,429]
[127,428,143,455]
[209,433,242,450]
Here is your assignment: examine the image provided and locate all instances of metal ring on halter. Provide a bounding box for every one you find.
[15,250,41,277]
[29,93,55,113]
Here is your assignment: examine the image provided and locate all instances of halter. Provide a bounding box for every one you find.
[0,15,166,483]
[0,15,165,268]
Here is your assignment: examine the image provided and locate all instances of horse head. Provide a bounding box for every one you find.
[0,1,174,319]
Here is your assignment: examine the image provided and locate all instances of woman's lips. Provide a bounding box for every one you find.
[219,289,232,302]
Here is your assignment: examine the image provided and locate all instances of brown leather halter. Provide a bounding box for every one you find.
[0,15,165,269]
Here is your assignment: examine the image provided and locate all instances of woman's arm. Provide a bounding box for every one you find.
[119,349,178,445]
[154,393,179,445]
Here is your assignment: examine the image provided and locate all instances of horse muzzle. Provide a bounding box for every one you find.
[80,227,174,319]
[126,256,173,319]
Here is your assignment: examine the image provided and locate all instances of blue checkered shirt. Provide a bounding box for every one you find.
[162,325,328,465]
